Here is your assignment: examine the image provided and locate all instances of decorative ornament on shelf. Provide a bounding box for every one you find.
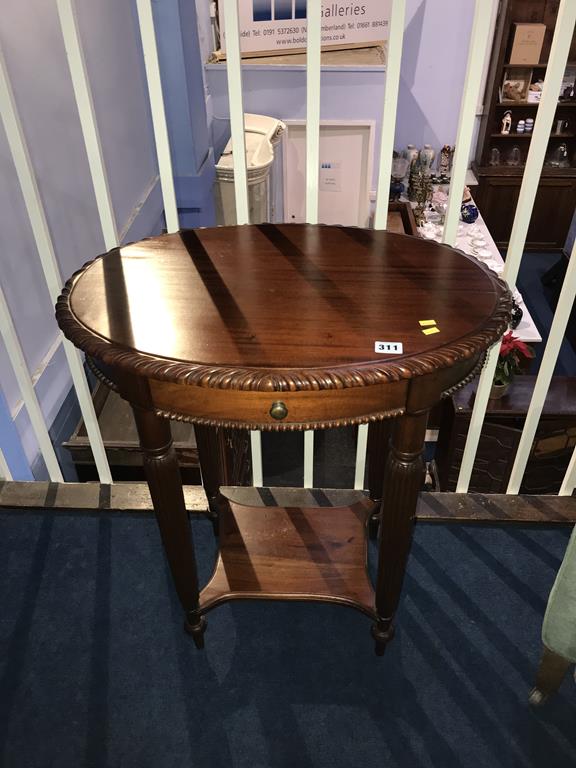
[489,147,501,166]
[401,144,419,167]
[507,145,522,166]
[419,144,435,173]
[437,145,454,177]
[528,79,544,103]
[389,155,410,201]
[548,142,570,168]
[501,110,512,135]
[408,160,433,224]
[460,185,478,224]
[491,331,535,399]
[510,299,523,330]
[407,158,424,202]
[431,188,449,224]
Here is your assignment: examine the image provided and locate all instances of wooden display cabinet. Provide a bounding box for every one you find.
[435,377,576,494]
[474,0,576,251]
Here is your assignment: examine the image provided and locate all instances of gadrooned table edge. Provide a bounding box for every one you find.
[55,238,513,394]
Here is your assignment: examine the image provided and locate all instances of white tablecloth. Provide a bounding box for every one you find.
[418,208,542,344]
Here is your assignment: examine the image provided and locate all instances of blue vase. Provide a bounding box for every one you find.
[461,202,479,224]
[389,178,404,201]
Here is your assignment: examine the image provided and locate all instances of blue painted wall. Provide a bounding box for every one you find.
[153,0,216,228]
[0,388,33,480]
[0,0,162,479]
[202,0,477,189]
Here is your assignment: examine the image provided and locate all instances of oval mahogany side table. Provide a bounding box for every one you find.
[56,224,511,654]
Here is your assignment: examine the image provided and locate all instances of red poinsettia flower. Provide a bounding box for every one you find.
[499,331,535,360]
[494,332,535,386]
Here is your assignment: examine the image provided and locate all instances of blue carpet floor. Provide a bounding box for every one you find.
[0,510,575,767]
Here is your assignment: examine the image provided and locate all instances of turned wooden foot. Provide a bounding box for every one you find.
[371,621,395,656]
[184,612,208,650]
[529,646,573,705]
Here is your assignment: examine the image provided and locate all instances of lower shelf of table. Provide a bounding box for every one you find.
[199,494,377,619]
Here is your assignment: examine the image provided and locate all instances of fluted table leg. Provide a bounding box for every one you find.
[372,411,428,655]
[194,424,252,530]
[132,407,206,648]
[366,420,393,539]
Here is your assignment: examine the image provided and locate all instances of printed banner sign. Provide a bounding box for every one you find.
[219,1,390,55]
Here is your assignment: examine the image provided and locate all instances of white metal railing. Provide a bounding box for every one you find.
[136,0,179,233]
[457,0,576,493]
[442,0,495,247]
[561,443,576,496]
[301,0,322,488]
[0,39,112,484]
[373,0,405,231]
[0,0,575,500]
[507,238,576,493]
[57,0,118,250]
[0,287,63,480]
[0,446,11,481]
[219,0,264,486]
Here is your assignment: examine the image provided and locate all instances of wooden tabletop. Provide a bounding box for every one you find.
[56,225,510,392]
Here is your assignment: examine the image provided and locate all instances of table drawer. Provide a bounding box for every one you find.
[149,378,409,430]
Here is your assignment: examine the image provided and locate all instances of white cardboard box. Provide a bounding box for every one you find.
[509,23,546,65]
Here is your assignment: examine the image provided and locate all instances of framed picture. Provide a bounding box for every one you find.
[282,121,375,227]
[500,67,532,103]
[559,65,576,101]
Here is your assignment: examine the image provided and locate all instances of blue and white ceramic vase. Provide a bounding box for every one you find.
[401,144,419,167]
[461,201,479,224]
[419,144,435,173]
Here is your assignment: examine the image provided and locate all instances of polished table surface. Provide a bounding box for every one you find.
[56,224,511,653]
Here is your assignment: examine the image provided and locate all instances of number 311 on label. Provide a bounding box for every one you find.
[374,341,403,354]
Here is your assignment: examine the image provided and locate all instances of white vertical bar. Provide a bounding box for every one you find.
[303,430,314,488]
[0,289,63,480]
[224,0,254,477]
[305,0,321,224]
[57,0,118,250]
[135,0,179,233]
[455,342,501,493]
[373,0,406,230]
[442,0,496,246]
[354,423,368,490]
[250,431,263,487]
[0,446,12,481]
[303,4,321,485]
[507,240,576,493]
[559,445,576,496]
[456,0,576,493]
[222,0,249,224]
[0,42,112,484]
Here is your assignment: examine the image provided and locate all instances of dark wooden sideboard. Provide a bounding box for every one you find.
[473,167,576,252]
[436,376,576,494]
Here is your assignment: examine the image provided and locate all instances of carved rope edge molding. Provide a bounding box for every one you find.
[56,252,512,393]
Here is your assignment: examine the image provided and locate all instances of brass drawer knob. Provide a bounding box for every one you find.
[270,401,288,420]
